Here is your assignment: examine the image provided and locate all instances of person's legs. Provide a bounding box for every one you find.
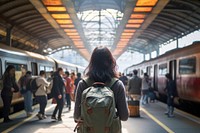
[52,97,58,119]
[168,97,174,117]
[36,96,47,119]
[27,91,33,113]
[23,92,28,114]
[1,94,12,122]
[57,98,64,121]
[36,96,43,119]
[65,93,71,110]
[40,96,47,116]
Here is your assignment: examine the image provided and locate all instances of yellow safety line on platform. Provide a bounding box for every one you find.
[2,104,55,133]
[141,107,175,133]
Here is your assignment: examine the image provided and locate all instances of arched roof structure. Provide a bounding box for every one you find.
[0,0,200,60]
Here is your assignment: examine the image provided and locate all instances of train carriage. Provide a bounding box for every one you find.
[125,42,200,104]
[0,43,85,115]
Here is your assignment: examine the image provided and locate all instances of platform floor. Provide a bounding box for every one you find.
[0,100,200,133]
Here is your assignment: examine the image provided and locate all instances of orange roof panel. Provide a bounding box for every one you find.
[130,14,146,19]
[134,7,152,12]
[136,0,158,6]
[128,19,144,23]
[42,0,62,5]
[52,14,70,19]
[47,7,66,12]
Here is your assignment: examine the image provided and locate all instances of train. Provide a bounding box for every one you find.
[125,41,200,105]
[0,43,85,113]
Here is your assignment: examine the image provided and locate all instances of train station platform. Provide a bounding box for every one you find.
[0,100,200,133]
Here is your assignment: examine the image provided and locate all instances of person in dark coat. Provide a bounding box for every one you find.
[165,73,176,117]
[127,70,142,96]
[74,72,82,97]
[119,73,128,86]
[1,65,19,122]
[51,68,65,121]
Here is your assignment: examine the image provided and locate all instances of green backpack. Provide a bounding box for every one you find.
[77,78,121,133]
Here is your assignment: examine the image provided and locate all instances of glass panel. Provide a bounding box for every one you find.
[159,63,167,75]
[179,57,196,74]
[6,62,27,81]
[40,66,45,71]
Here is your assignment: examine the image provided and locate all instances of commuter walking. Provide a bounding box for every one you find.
[165,73,176,117]
[119,73,128,87]
[51,68,65,121]
[141,73,150,104]
[70,72,75,101]
[127,69,142,99]
[1,65,19,123]
[74,46,129,133]
[35,71,50,120]
[64,71,72,111]
[18,71,33,117]
[74,72,82,96]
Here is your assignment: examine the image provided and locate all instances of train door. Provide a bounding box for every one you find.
[153,64,158,90]
[169,60,178,98]
[31,62,38,76]
[169,60,177,80]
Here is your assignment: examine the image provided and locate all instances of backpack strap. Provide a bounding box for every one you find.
[106,78,118,89]
[82,78,93,87]
[83,78,118,90]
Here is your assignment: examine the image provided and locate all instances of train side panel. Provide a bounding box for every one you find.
[176,54,200,102]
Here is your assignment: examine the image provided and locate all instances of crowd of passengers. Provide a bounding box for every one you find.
[1,46,176,133]
[1,65,82,122]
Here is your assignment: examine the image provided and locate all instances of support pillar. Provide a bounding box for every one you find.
[6,26,13,46]
[176,38,179,48]
[149,53,152,59]
[143,54,145,61]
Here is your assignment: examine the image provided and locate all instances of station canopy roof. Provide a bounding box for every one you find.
[0,0,200,61]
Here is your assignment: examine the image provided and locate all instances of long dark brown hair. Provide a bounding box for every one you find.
[3,65,15,80]
[85,46,117,82]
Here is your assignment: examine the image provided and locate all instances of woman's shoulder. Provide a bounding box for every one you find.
[112,79,124,91]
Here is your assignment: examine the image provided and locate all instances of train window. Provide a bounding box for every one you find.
[147,66,153,77]
[179,57,196,74]
[45,66,53,72]
[6,62,27,81]
[40,65,45,71]
[141,68,146,76]
[6,63,27,71]
[159,63,167,75]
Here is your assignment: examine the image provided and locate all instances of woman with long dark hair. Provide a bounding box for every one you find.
[1,65,19,122]
[74,46,129,132]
